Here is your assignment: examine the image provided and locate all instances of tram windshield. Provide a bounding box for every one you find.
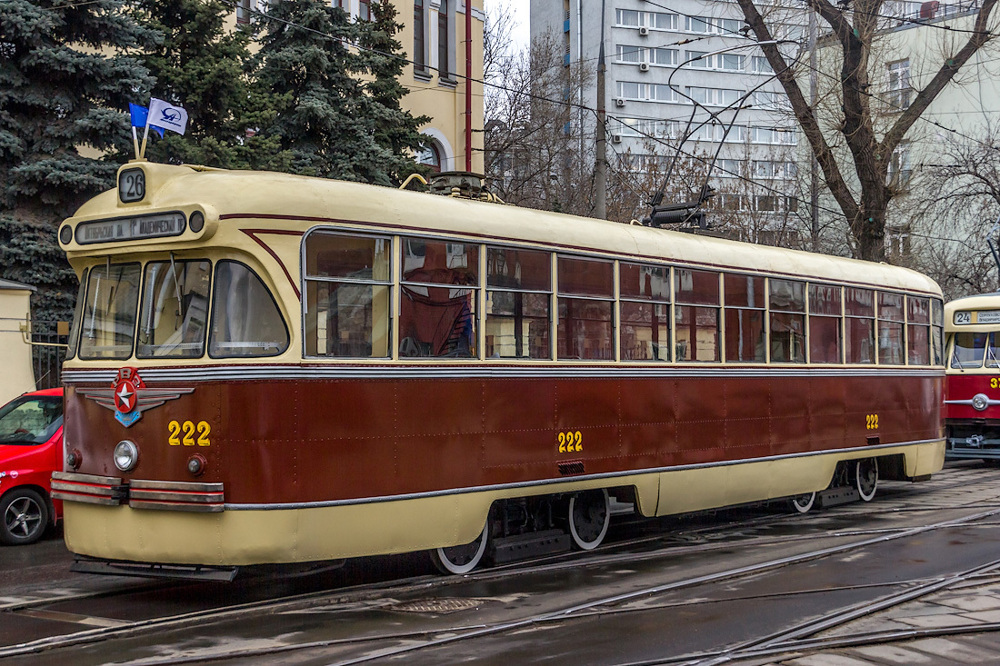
[137,260,211,358]
[950,332,1000,369]
[79,263,141,360]
[74,260,288,360]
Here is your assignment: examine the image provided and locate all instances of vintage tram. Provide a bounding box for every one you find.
[51,161,946,579]
[943,294,1000,461]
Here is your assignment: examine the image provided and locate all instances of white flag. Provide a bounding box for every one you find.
[147,97,188,136]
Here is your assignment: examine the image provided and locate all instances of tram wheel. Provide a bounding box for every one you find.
[568,489,611,550]
[430,524,489,575]
[855,458,878,502]
[790,491,817,514]
[0,488,49,546]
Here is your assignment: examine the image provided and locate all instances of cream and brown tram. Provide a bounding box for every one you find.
[51,161,945,579]
[943,294,1000,461]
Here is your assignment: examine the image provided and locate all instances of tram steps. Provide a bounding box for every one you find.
[818,486,861,509]
[491,529,572,564]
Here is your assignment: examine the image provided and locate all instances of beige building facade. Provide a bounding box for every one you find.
[238,0,485,174]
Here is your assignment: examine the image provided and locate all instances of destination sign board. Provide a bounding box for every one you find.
[954,310,1000,325]
[76,212,186,245]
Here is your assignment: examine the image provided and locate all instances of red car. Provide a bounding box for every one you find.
[0,388,63,545]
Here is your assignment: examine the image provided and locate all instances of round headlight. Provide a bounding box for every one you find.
[113,440,139,472]
[973,393,990,412]
[59,225,73,245]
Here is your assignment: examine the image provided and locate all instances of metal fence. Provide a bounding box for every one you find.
[26,319,69,390]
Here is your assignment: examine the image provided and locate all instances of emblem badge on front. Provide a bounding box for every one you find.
[79,367,194,428]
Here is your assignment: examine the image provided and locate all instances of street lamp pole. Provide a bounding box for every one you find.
[595,0,608,219]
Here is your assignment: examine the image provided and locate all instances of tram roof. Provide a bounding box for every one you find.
[69,163,941,296]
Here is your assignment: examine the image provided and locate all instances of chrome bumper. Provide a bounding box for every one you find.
[52,472,224,512]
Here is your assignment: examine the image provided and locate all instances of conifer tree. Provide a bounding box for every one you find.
[0,0,155,323]
[253,0,427,185]
[136,0,285,170]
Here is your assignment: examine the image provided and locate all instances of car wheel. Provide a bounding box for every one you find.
[1,488,49,546]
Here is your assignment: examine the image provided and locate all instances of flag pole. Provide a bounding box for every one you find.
[139,122,150,160]
[132,126,140,161]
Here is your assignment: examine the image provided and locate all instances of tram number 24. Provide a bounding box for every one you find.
[558,431,583,453]
[168,420,211,447]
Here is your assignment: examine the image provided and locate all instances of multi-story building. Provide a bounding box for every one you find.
[530,0,803,236]
[237,0,485,173]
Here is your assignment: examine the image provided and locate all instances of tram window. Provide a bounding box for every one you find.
[209,261,289,358]
[620,263,670,362]
[304,232,391,358]
[809,283,842,364]
[485,247,550,359]
[932,299,944,365]
[136,260,211,359]
[558,257,613,360]
[724,273,765,363]
[769,279,805,363]
[906,296,931,365]
[675,269,719,362]
[878,292,905,365]
[399,238,478,358]
[845,287,875,364]
[65,268,88,360]
[78,263,141,360]
[951,332,987,369]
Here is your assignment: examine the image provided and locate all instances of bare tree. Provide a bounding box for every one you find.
[736,0,999,261]
[906,131,1000,297]
[484,30,597,216]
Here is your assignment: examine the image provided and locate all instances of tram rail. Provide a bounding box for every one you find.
[4,500,999,664]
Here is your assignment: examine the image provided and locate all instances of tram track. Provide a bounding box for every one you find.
[5,503,993,665]
[3,473,999,664]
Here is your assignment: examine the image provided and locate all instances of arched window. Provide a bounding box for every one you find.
[417,142,442,172]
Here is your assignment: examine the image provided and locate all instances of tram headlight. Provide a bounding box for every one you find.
[973,393,991,411]
[59,225,73,245]
[113,440,140,472]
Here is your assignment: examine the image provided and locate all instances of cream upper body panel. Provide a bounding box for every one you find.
[62,162,942,299]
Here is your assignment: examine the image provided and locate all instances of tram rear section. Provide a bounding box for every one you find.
[51,161,945,579]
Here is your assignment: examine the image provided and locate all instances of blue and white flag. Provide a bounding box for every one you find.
[128,103,163,138]
[147,98,189,136]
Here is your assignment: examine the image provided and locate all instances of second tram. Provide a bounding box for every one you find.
[944,294,1000,461]
[52,162,946,578]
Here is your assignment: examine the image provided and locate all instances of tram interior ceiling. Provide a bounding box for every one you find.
[50,160,946,580]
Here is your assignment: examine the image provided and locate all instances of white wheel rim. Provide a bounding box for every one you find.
[568,489,610,550]
[434,525,488,575]
[856,459,878,502]
[791,492,816,514]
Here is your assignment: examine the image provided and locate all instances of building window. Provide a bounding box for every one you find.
[414,0,426,71]
[888,143,911,188]
[888,59,911,110]
[359,0,370,20]
[236,0,251,24]
[438,0,450,78]
[417,141,442,171]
